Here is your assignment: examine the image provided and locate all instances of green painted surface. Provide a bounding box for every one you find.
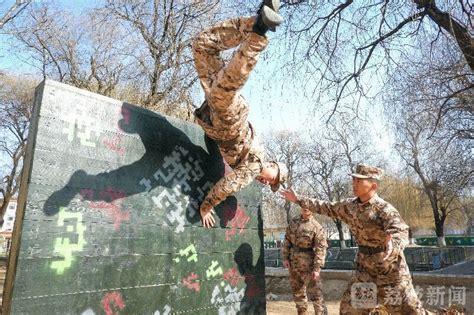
[10,80,265,314]
[415,236,474,246]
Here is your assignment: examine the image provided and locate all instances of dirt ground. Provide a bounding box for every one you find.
[267,300,340,315]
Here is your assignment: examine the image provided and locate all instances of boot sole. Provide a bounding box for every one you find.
[264,0,280,13]
[262,5,283,31]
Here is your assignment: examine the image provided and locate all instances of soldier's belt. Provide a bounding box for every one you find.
[291,246,314,253]
[358,245,385,255]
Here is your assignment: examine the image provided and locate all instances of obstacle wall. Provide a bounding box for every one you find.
[3,80,265,314]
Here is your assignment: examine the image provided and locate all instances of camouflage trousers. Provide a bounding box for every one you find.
[192,16,268,134]
[339,268,426,315]
[289,267,326,315]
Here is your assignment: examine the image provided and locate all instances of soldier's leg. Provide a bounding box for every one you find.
[340,270,373,315]
[207,28,268,112]
[379,278,425,315]
[400,281,426,315]
[205,2,283,112]
[307,278,326,315]
[192,17,266,99]
[289,269,309,315]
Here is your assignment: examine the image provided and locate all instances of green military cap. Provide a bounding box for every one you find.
[350,164,384,181]
[270,162,288,192]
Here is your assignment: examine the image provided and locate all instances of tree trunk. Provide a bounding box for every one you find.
[424,187,446,247]
[1,144,24,219]
[435,219,446,247]
[284,201,291,225]
[414,0,474,71]
[335,219,346,248]
[467,217,474,235]
[408,227,416,245]
[0,196,10,226]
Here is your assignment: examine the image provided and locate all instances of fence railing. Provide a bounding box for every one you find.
[264,246,467,271]
[264,236,474,249]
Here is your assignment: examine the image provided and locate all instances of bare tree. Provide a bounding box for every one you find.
[394,99,472,246]
[413,0,473,70]
[264,130,306,224]
[4,1,224,121]
[303,140,349,247]
[280,0,473,118]
[5,4,131,97]
[0,0,30,28]
[385,37,473,143]
[385,38,473,246]
[461,197,474,234]
[102,0,222,119]
[303,115,372,248]
[0,74,35,219]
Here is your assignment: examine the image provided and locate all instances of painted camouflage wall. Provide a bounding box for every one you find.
[5,80,265,314]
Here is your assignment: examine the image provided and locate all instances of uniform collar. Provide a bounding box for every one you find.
[355,193,379,206]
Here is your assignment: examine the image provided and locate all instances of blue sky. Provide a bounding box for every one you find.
[0,0,395,164]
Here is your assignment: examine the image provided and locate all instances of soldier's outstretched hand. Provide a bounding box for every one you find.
[200,206,216,228]
[280,187,298,203]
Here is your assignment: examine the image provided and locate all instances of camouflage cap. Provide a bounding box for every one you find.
[350,164,384,181]
[270,162,288,192]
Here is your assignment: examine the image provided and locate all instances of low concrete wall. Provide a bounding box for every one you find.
[266,267,474,311]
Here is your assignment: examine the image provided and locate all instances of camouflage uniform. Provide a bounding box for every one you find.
[296,194,426,315]
[192,16,268,210]
[281,215,328,315]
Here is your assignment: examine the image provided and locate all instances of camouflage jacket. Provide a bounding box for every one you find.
[195,97,265,211]
[297,194,409,261]
[281,216,327,272]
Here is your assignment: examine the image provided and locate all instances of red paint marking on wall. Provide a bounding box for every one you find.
[182,272,200,292]
[101,291,125,315]
[102,133,125,156]
[80,187,131,231]
[225,206,250,241]
[223,267,244,287]
[89,201,129,231]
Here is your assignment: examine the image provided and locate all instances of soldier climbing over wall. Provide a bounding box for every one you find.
[281,207,328,315]
[192,0,288,228]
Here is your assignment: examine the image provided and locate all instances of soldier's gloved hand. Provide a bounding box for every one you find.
[311,271,320,281]
[382,235,393,261]
[283,260,289,268]
[200,204,216,228]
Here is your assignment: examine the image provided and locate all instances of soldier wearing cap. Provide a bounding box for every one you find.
[281,164,426,314]
[282,207,328,315]
[192,0,288,228]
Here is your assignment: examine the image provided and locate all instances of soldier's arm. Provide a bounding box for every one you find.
[380,206,409,257]
[296,196,348,222]
[313,224,328,272]
[200,161,261,213]
[281,224,292,262]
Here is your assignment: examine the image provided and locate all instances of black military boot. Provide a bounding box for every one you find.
[253,0,283,36]
[194,100,211,125]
